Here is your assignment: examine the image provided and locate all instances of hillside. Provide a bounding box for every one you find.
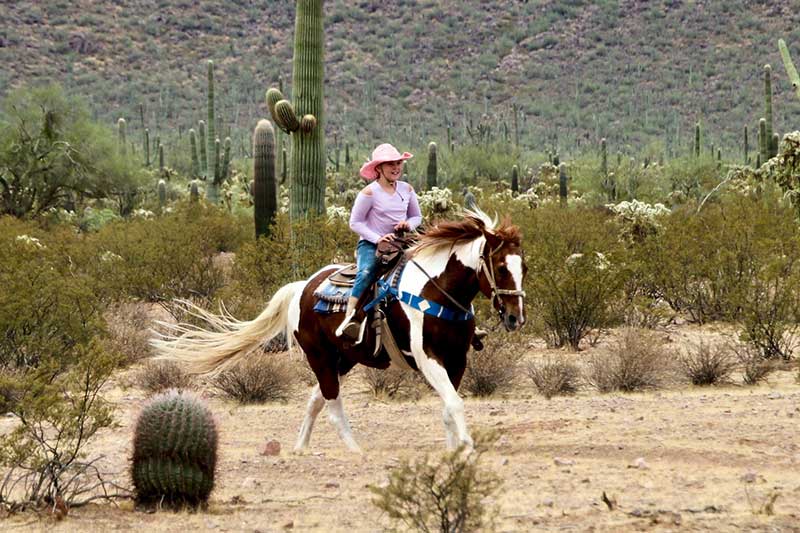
[1,0,799,160]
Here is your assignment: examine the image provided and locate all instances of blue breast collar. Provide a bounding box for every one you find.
[363,261,474,321]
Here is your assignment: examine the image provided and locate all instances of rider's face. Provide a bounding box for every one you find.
[378,160,403,181]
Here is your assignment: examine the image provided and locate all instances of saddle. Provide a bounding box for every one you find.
[325,233,417,289]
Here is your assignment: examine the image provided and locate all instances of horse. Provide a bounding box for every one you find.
[151,209,527,452]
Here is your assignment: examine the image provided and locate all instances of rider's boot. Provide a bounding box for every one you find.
[336,296,365,342]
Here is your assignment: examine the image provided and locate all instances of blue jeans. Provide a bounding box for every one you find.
[351,240,378,299]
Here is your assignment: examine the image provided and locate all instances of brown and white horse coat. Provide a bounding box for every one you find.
[152,210,527,452]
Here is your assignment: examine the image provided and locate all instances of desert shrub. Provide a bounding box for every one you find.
[678,342,736,385]
[104,301,153,365]
[212,354,296,403]
[369,433,501,533]
[221,213,356,318]
[461,334,521,397]
[363,366,414,400]
[525,205,627,349]
[736,253,800,361]
[733,343,777,386]
[526,356,582,398]
[0,344,123,510]
[0,217,108,370]
[90,202,248,304]
[586,328,670,392]
[637,195,799,325]
[134,359,193,394]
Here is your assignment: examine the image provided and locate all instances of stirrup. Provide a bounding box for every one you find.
[474,328,488,339]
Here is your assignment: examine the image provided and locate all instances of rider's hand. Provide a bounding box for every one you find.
[378,233,396,243]
[394,221,410,232]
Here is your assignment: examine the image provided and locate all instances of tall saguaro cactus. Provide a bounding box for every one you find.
[207,61,217,183]
[764,64,777,158]
[253,120,278,238]
[117,118,127,155]
[266,0,325,219]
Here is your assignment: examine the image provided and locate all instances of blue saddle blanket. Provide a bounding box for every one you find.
[313,280,351,314]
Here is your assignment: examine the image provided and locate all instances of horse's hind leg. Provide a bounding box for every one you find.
[294,384,325,453]
[304,349,362,453]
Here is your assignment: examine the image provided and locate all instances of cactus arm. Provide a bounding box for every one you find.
[779,39,800,102]
[273,100,300,133]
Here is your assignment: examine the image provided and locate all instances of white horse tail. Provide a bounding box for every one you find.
[151,280,306,375]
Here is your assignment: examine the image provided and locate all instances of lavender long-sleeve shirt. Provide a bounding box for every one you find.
[349,180,422,243]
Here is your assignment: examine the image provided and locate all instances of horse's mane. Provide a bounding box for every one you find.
[409,208,521,258]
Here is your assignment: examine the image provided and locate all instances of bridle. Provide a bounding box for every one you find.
[477,237,526,320]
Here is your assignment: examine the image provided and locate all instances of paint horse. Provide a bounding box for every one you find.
[151,210,527,452]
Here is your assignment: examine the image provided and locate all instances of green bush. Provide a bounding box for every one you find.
[90,202,248,304]
[524,205,627,349]
[212,354,296,404]
[0,217,108,369]
[221,213,355,318]
[635,193,798,325]
[461,333,521,397]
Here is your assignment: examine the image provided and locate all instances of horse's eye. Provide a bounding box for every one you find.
[497,265,508,276]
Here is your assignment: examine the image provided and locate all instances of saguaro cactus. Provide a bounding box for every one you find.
[694,122,701,158]
[764,64,777,158]
[743,125,749,165]
[131,390,218,506]
[511,165,519,194]
[207,61,217,183]
[158,179,167,211]
[266,0,325,218]
[427,141,438,189]
[759,118,768,163]
[198,120,208,177]
[559,163,568,205]
[253,120,278,238]
[779,38,800,102]
[144,128,151,167]
[189,128,200,179]
[117,118,127,155]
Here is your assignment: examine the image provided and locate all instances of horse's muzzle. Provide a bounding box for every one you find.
[503,312,523,331]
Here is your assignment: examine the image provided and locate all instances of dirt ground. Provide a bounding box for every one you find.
[3,324,800,532]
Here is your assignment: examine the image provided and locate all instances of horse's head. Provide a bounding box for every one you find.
[477,218,527,331]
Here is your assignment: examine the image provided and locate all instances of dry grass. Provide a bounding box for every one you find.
[133,359,194,394]
[678,342,736,386]
[212,354,296,403]
[104,301,153,365]
[586,328,671,393]
[526,356,582,399]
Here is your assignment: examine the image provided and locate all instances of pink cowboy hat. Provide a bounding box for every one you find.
[359,143,413,180]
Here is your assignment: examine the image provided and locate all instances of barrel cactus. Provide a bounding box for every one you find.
[131,390,218,506]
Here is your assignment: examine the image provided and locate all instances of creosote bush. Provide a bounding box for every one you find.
[212,354,296,403]
[586,328,670,392]
[462,334,521,397]
[678,342,736,386]
[525,205,626,350]
[369,432,501,533]
[526,357,582,399]
[134,359,193,394]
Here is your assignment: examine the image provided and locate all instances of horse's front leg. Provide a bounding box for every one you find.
[416,354,473,450]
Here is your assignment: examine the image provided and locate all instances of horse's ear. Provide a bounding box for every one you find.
[483,227,502,250]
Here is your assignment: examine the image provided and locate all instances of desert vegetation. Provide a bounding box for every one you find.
[1,0,800,530]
